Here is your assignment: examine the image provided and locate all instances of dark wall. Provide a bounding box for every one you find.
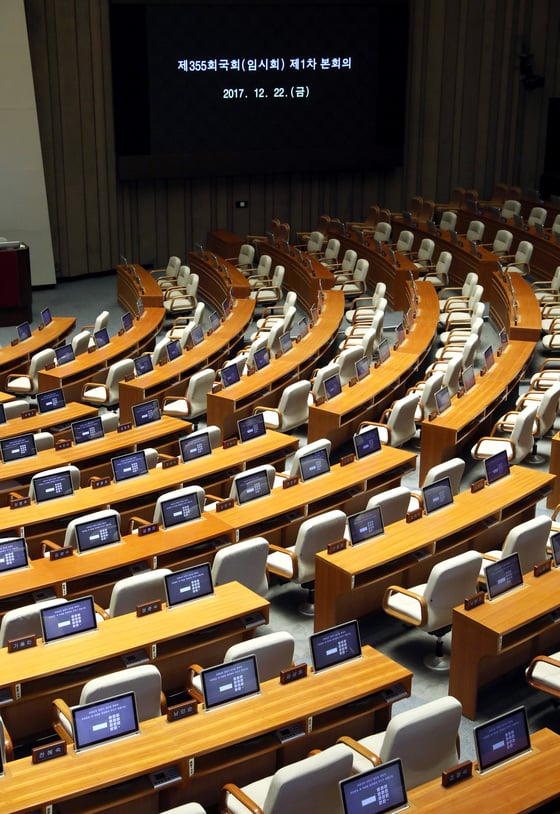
[25,0,560,278]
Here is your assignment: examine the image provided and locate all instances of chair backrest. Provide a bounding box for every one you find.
[366,486,411,525]
[101,412,119,433]
[515,239,533,264]
[468,283,484,308]
[153,486,205,526]
[422,457,464,494]
[422,550,483,627]
[238,244,255,267]
[263,743,353,814]
[459,271,478,298]
[185,368,216,416]
[418,372,444,417]
[105,359,135,395]
[4,399,30,419]
[380,696,463,789]
[336,346,364,385]
[386,392,419,446]
[165,256,181,275]
[270,264,285,288]
[64,508,121,549]
[311,363,340,399]
[275,380,311,430]
[534,381,560,437]
[34,431,55,452]
[510,403,539,462]
[108,569,171,617]
[396,230,414,253]
[466,220,484,242]
[0,597,67,647]
[187,424,221,449]
[30,348,56,381]
[211,537,269,595]
[442,353,463,396]
[255,255,272,276]
[501,199,521,219]
[340,249,358,273]
[323,238,340,261]
[293,510,347,584]
[374,222,392,243]
[417,238,435,262]
[527,206,547,226]
[371,281,387,308]
[79,665,162,722]
[501,515,552,573]
[435,250,452,275]
[461,333,479,368]
[29,465,80,501]
[439,211,457,231]
[493,229,513,254]
[287,439,332,478]
[306,231,324,254]
[224,631,295,682]
[175,265,191,287]
[94,310,110,332]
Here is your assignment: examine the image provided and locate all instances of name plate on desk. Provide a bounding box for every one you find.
[534,559,552,577]
[282,475,299,489]
[87,345,96,354]
[406,508,423,523]
[216,498,234,512]
[348,376,358,387]
[441,760,472,787]
[91,477,111,489]
[10,338,19,346]
[340,453,355,466]
[464,591,485,611]
[328,539,347,554]
[222,437,237,449]
[280,663,308,685]
[136,599,162,617]
[10,496,31,510]
[50,547,73,562]
[32,740,67,765]
[167,701,198,722]
[55,439,72,451]
[8,634,37,653]
[44,361,56,370]
[22,409,37,419]
[471,478,485,493]
[118,422,132,433]
[138,523,159,537]
[162,457,179,469]
[314,395,326,406]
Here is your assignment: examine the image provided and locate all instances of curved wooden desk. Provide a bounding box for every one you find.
[253,239,335,309]
[0,317,76,390]
[188,249,252,303]
[117,262,164,311]
[0,402,98,442]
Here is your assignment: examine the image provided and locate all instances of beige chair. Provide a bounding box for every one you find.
[527,206,547,226]
[332,259,368,297]
[150,255,181,287]
[361,392,419,447]
[502,239,533,276]
[471,403,538,464]
[495,381,560,463]
[501,199,521,220]
[330,248,358,278]
[482,228,513,256]
[225,243,255,270]
[373,221,392,243]
[107,569,171,617]
[166,301,206,342]
[419,250,452,289]
[255,291,297,331]
[532,265,560,304]
[335,345,367,386]
[162,368,216,423]
[412,238,435,268]
[163,272,199,316]
[407,371,444,422]
[81,358,135,408]
[395,230,414,253]
[152,485,205,528]
[283,438,332,479]
[241,254,272,280]
[438,284,484,329]
[211,537,269,596]
[6,348,56,396]
[465,220,485,243]
[439,211,457,232]
[337,696,462,788]
[480,515,552,579]
[345,281,387,325]
[526,650,560,701]
[253,380,310,432]
[248,264,285,307]
[72,329,93,356]
[221,743,353,814]
[383,550,483,669]
[63,508,121,550]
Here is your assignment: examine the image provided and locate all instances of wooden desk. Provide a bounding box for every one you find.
[308,281,438,448]
[314,467,554,633]
[36,308,165,403]
[418,339,535,482]
[188,248,252,302]
[259,241,335,309]
[0,401,98,441]
[0,581,269,745]
[206,289,345,439]
[0,645,411,814]
[117,298,255,423]
[0,317,76,390]
[216,447,416,548]
[117,262,164,311]
[408,728,560,812]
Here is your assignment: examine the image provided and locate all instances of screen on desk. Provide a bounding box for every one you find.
[41,306,52,326]
[132,398,161,427]
[340,758,408,814]
[395,322,405,346]
[180,431,212,462]
[201,655,260,711]
[55,343,75,365]
[485,552,523,600]
[72,691,140,752]
[299,447,330,482]
[0,537,29,574]
[134,353,154,376]
[109,0,408,179]
[434,385,451,415]
[324,373,342,401]
[33,470,74,503]
[189,323,205,347]
[235,468,271,504]
[377,338,390,363]
[221,362,240,388]
[422,476,453,514]
[551,532,560,568]
[310,620,362,672]
[72,416,104,445]
[121,311,133,332]
[160,491,201,529]
[348,506,384,546]
[299,317,309,339]
[499,328,508,350]
[37,387,66,414]
[484,345,495,371]
[462,364,475,392]
[355,355,370,382]
[238,412,266,443]
[484,450,510,485]
[209,310,220,332]
[474,706,531,774]
[279,331,292,354]
[353,426,381,459]
[111,450,148,482]
[40,596,97,644]
[94,327,110,349]
[16,321,31,342]
[253,347,270,371]
[0,432,37,463]
[165,562,214,607]
[222,297,231,319]
[136,296,145,316]
[166,338,182,361]
[75,515,121,553]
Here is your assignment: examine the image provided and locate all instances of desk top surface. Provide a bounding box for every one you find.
[0,402,98,441]
[0,317,76,368]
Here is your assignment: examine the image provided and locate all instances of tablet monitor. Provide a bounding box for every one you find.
[253,347,269,371]
[221,363,240,388]
[222,297,231,318]
[180,431,212,462]
[355,355,369,382]
[33,469,74,503]
[238,413,266,443]
[348,506,384,546]
[160,490,201,529]
[72,691,140,752]
[462,364,475,392]
[353,426,381,459]
[387,246,398,266]
[37,387,66,414]
[190,323,204,347]
[499,328,508,350]
[551,531,560,567]
[0,404,5,425]
[111,450,148,482]
[299,447,330,482]
[377,338,390,363]
[201,655,260,711]
[209,310,220,332]
[40,596,97,644]
[55,343,75,365]
[422,476,453,514]
[395,323,405,346]
[1,433,37,463]
[474,706,531,774]
[434,385,451,415]
[235,469,271,505]
[484,450,510,485]
[484,345,495,371]
[166,338,181,361]
[279,331,292,354]
[485,552,523,600]
[121,311,133,332]
[41,307,52,326]
[134,353,153,376]
[132,399,161,427]
[71,415,104,445]
[136,296,145,316]
[165,563,214,607]
[0,537,29,574]
[310,303,318,326]
[298,317,309,338]
[94,327,110,348]
[75,514,121,553]
[324,373,342,401]
[310,620,362,673]
[340,759,409,814]
[17,322,31,342]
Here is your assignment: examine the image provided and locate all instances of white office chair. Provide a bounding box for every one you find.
[471,403,538,464]
[482,228,513,256]
[107,569,172,617]
[226,243,255,270]
[345,281,387,325]
[527,206,547,226]
[151,256,182,288]
[419,250,452,289]
[162,368,216,423]
[496,381,560,463]
[63,508,121,550]
[253,380,310,432]
[480,515,552,579]
[465,220,485,243]
[532,265,560,305]
[439,211,457,232]
[81,358,135,408]
[501,199,521,220]
[362,392,419,447]
[248,264,285,308]
[502,239,533,276]
[163,272,199,316]
[6,348,56,396]
[211,537,269,596]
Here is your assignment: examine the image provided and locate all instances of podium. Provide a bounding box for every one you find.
[0,243,32,325]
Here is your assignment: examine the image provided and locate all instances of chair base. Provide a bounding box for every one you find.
[424,651,450,672]
[298,601,315,617]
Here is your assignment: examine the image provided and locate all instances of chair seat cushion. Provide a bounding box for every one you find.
[7,377,32,392]
[385,584,427,624]
[529,653,560,691]
[83,385,107,402]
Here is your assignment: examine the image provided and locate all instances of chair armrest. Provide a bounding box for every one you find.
[221,783,264,814]
[254,286,282,303]
[6,373,31,386]
[204,493,223,504]
[443,295,470,311]
[94,603,110,621]
[383,585,428,626]
[128,515,150,533]
[492,411,520,434]
[41,539,62,556]
[336,735,381,766]
[472,437,515,459]
[439,285,465,297]
[52,698,74,744]
[266,543,298,578]
[526,654,560,696]
[253,405,279,418]
[163,395,191,414]
[348,295,372,310]
[3,721,13,761]
[185,662,204,700]
[8,491,25,502]
[81,382,109,399]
